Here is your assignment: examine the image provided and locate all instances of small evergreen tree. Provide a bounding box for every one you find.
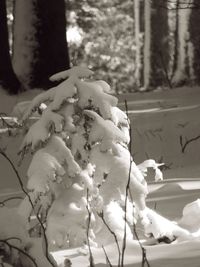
[2,67,196,266]
[18,66,155,249]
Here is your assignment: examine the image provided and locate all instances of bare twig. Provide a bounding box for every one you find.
[98,211,121,267]
[102,246,113,267]
[0,196,24,207]
[157,156,173,171]
[132,225,151,267]
[123,100,150,267]
[180,134,200,153]
[86,189,95,267]
[4,237,22,243]
[0,239,38,267]
[0,150,56,267]
[121,100,133,267]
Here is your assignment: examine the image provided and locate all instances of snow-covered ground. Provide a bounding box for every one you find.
[0,85,200,266]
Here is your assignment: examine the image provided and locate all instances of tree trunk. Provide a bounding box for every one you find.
[143,0,151,89]
[172,0,192,85]
[13,0,70,90]
[172,0,179,77]
[143,0,169,89]
[0,0,20,94]
[134,0,141,89]
[189,0,200,84]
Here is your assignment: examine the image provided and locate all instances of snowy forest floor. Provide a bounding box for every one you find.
[0,86,200,266]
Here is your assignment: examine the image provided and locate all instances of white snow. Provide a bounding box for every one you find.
[49,66,94,81]
[76,80,118,119]
[84,109,128,151]
[1,71,200,267]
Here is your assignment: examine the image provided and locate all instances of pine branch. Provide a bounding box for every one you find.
[0,150,56,267]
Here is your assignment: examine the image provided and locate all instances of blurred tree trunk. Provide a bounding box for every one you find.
[0,0,20,94]
[172,0,179,77]
[189,0,200,84]
[143,0,169,89]
[172,0,192,86]
[143,0,151,89]
[13,0,70,90]
[134,0,142,89]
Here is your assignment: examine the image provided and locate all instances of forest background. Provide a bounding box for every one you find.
[1,0,200,96]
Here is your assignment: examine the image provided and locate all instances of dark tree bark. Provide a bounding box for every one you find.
[143,0,169,89]
[0,0,20,94]
[172,0,192,86]
[172,0,179,77]
[150,0,169,87]
[189,0,200,84]
[134,0,142,89]
[13,0,70,90]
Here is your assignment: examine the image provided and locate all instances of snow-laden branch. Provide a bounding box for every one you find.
[76,80,118,119]
[22,66,94,122]
[49,66,94,81]
[84,110,128,151]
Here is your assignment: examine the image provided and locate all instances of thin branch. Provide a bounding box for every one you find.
[132,225,151,267]
[123,100,150,267]
[179,134,200,153]
[4,237,22,243]
[157,156,173,171]
[98,211,121,267]
[0,113,21,129]
[102,246,113,267]
[0,196,24,207]
[0,150,56,267]
[121,100,133,267]
[0,239,38,267]
[86,189,95,267]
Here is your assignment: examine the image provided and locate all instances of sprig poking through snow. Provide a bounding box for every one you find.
[137,159,164,181]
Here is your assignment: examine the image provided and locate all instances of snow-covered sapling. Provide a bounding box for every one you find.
[16,66,165,259]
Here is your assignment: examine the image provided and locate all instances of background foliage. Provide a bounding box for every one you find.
[66,0,136,93]
[4,0,200,93]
